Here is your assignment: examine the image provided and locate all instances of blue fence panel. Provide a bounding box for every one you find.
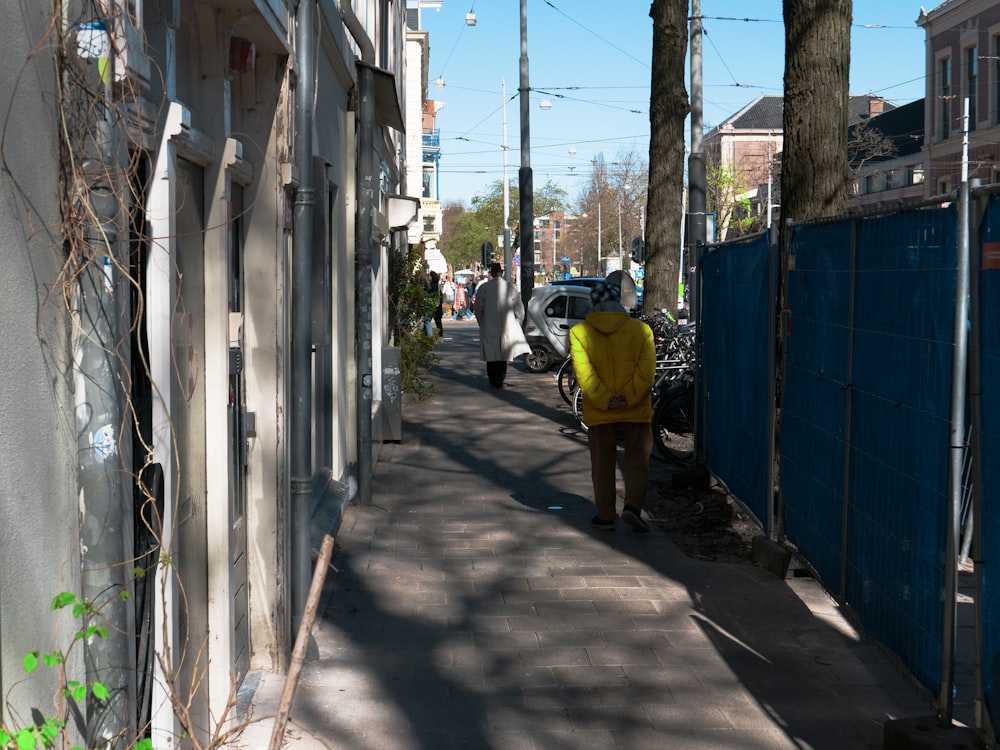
[700,233,772,525]
[978,194,1000,727]
[844,207,955,694]
[781,220,853,593]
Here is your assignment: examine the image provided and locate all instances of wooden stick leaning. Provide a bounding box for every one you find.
[268,533,336,750]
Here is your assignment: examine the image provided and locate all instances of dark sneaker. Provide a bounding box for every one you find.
[622,505,650,533]
[590,515,615,531]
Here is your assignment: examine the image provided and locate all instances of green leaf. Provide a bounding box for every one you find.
[0,729,12,744]
[92,681,108,701]
[14,728,37,750]
[41,652,63,668]
[85,625,108,641]
[71,603,84,619]
[23,652,39,674]
[38,723,59,742]
[50,592,75,611]
[134,740,154,750]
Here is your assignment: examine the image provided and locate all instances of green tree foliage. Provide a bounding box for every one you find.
[440,210,492,270]
[706,158,755,241]
[388,245,438,397]
[440,180,567,270]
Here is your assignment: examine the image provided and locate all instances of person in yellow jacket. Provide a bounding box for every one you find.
[569,280,656,532]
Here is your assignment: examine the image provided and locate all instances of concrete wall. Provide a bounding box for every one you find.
[0,0,84,731]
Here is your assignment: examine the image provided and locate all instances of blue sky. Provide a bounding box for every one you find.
[418,1,928,206]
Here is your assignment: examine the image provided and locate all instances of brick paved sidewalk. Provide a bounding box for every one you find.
[242,320,930,750]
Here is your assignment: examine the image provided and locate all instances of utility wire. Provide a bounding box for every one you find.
[540,0,649,69]
[534,88,645,115]
[433,2,478,81]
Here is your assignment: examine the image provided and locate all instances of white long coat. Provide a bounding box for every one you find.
[473,277,531,362]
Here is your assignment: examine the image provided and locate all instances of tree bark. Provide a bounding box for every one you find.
[644,0,689,314]
[780,0,852,226]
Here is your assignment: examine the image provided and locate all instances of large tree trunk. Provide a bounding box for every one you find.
[780,0,852,226]
[773,0,852,530]
[644,0,689,314]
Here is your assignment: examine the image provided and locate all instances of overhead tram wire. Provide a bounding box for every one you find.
[532,88,647,115]
[539,0,649,69]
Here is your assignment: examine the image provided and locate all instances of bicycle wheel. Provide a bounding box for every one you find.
[557,358,577,405]
[572,386,588,432]
[652,385,694,466]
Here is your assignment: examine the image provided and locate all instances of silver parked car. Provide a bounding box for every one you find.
[522,284,592,373]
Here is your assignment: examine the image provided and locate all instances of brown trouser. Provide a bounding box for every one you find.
[587,421,652,521]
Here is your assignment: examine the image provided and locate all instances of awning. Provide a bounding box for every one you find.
[358,61,405,133]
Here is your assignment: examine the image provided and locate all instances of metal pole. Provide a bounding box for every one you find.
[598,203,602,273]
[552,222,556,275]
[518,0,534,306]
[766,132,774,230]
[618,201,623,261]
[939,97,972,727]
[687,0,706,325]
[766,228,779,539]
[502,79,512,281]
[291,0,318,627]
[965,180,989,738]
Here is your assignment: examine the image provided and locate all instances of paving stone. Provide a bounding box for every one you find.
[245,324,935,750]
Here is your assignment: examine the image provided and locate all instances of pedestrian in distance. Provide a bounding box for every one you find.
[473,262,530,389]
[570,280,656,533]
[423,270,443,337]
[441,275,456,318]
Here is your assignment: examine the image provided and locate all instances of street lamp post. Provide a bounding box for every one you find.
[518,0,534,306]
[502,80,512,279]
[618,201,623,266]
[597,202,602,274]
[552,222,556,277]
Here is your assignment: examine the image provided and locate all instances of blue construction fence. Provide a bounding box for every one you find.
[697,192,1000,736]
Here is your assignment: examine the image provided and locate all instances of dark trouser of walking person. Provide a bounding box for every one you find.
[588,421,652,530]
[486,361,508,389]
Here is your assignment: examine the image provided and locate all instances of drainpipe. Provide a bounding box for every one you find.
[291,0,317,629]
[338,1,376,506]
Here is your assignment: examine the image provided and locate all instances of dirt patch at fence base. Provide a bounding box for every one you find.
[645,478,760,564]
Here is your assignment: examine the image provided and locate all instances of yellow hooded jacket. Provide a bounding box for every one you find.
[569,311,656,427]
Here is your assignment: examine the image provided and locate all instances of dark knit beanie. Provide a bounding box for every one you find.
[590,280,622,306]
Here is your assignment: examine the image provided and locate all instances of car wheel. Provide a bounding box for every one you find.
[523,345,553,373]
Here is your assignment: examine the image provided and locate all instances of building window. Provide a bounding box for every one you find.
[864,174,876,194]
[966,45,978,129]
[886,169,901,189]
[422,167,433,198]
[941,56,952,139]
[423,215,435,232]
[907,165,924,186]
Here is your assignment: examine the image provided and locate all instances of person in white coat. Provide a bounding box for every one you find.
[473,263,530,389]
